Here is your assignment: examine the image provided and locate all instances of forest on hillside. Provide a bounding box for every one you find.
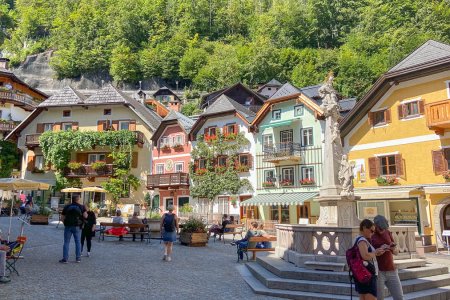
[0,0,449,98]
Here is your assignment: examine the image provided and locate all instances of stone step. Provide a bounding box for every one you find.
[257,255,448,283]
[400,274,450,295]
[303,261,346,272]
[395,259,427,269]
[237,264,360,300]
[386,285,450,300]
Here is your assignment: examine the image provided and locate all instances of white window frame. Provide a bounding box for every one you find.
[281,167,294,182]
[301,128,314,147]
[272,109,281,120]
[174,162,184,173]
[119,120,130,130]
[88,153,106,164]
[302,166,315,180]
[294,105,304,117]
[263,134,273,151]
[207,127,217,136]
[173,135,183,145]
[156,164,164,174]
[264,169,276,182]
[62,123,73,131]
[35,155,44,170]
[160,136,169,147]
[44,123,53,132]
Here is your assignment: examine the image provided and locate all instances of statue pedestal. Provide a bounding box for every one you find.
[315,195,360,227]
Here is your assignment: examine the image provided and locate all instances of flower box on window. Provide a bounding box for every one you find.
[262,182,275,188]
[444,172,450,181]
[68,161,83,171]
[172,144,183,151]
[204,134,217,143]
[91,161,106,171]
[300,179,315,186]
[224,133,237,141]
[280,180,294,187]
[375,176,399,186]
[215,166,227,173]
[236,164,250,172]
[32,167,45,174]
[195,168,207,175]
[161,144,171,151]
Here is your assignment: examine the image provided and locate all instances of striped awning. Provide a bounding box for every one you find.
[241,192,318,206]
[260,120,292,129]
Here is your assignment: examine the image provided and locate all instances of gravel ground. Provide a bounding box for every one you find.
[0,216,276,300]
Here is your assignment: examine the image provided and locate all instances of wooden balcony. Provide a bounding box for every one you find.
[25,133,41,148]
[425,99,450,135]
[0,91,39,110]
[0,122,16,132]
[133,131,145,146]
[262,142,302,163]
[63,164,114,178]
[146,172,189,190]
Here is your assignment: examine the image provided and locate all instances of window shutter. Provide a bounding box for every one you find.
[194,160,199,172]
[76,153,88,164]
[72,122,79,131]
[395,154,404,176]
[432,150,446,174]
[368,157,379,179]
[53,123,61,131]
[129,120,136,131]
[131,152,138,168]
[234,124,238,134]
[418,100,425,115]
[397,105,404,119]
[111,120,119,131]
[247,154,253,169]
[223,125,228,135]
[385,109,391,123]
[204,128,208,135]
[26,153,35,171]
[368,112,374,126]
[36,123,44,133]
[97,120,105,131]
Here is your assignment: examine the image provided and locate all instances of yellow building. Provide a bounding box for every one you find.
[340,40,450,247]
[7,85,161,216]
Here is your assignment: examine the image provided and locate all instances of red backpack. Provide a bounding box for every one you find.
[346,236,373,284]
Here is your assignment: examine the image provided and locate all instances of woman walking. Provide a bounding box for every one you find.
[160,205,178,262]
[354,219,386,300]
[81,206,96,257]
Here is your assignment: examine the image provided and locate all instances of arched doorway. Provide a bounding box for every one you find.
[433,197,450,247]
[443,204,450,230]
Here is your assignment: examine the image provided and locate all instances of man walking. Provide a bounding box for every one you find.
[59,195,87,263]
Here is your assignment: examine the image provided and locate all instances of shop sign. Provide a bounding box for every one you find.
[363,207,378,218]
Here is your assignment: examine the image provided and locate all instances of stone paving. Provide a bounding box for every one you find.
[0,216,277,300]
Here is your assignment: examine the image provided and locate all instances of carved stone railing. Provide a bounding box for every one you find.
[276,224,417,266]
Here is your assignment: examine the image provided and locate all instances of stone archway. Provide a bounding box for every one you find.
[433,197,450,248]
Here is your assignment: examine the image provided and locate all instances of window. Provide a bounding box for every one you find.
[62,123,72,131]
[446,81,450,99]
[264,170,276,182]
[302,167,315,180]
[35,155,44,170]
[88,153,106,164]
[62,110,71,117]
[199,159,206,169]
[217,196,229,215]
[104,109,111,115]
[301,128,313,147]
[156,164,164,174]
[379,155,397,176]
[245,98,252,106]
[207,127,216,136]
[119,121,130,130]
[175,162,184,173]
[294,105,304,117]
[173,135,183,145]
[226,124,236,134]
[263,134,273,151]
[281,167,294,184]
[398,100,423,119]
[272,109,281,120]
[160,136,169,147]
[178,197,189,209]
[239,154,249,166]
[44,123,53,132]
[270,205,290,223]
[267,87,272,91]
[218,156,227,167]
[432,149,450,174]
[369,109,391,126]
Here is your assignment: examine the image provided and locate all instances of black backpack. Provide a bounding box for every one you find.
[163,214,175,232]
[64,204,83,227]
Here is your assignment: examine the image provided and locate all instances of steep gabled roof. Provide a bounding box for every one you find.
[38,86,85,107]
[257,78,283,92]
[203,94,256,123]
[153,86,181,102]
[151,110,195,143]
[389,40,450,72]
[84,84,128,104]
[200,82,267,109]
[269,82,301,100]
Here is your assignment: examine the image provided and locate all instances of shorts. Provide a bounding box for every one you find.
[355,275,377,297]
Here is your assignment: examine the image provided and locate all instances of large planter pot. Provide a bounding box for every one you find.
[30,214,49,225]
[179,232,208,247]
[147,219,161,239]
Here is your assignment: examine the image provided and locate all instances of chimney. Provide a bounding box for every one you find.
[0,58,10,70]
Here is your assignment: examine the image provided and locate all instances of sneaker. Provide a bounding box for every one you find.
[59,259,68,264]
[162,254,167,261]
[230,242,236,246]
[0,276,11,283]
[166,256,172,262]
[87,252,90,257]
[76,259,81,263]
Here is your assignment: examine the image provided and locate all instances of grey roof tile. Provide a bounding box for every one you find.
[163,110,195,133]
[389,40,450,72]
[84,84,127,104]
[269,82,301,99]
[265,78,282,86]
[339,98,357,112]
[202,94,256,123]
[38,86,85,107]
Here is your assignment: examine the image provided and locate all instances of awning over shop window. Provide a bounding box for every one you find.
[355,186,423,199]
[241,192,318,207]
[260,120,292,129]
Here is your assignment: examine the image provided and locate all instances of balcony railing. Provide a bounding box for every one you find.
[64,164,114,177]
[425,99,450,135]
[0,122,17,132]
[262,142,302,162]
[133,131,144,145]
[146,172,189,189]
[0,91,40,109]
[260,180,317,190]
[25,134,41,147]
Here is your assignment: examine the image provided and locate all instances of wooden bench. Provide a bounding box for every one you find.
[238,236,277,262]
[99,222,151,243]
[215,223,244,243]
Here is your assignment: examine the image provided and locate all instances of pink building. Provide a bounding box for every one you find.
[148,110,194,213]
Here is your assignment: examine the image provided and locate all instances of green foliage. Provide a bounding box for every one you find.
[1,0,449,98]
[181,99,202,116]
[0,141,20,178]
[179,203,194,213]
[145,211,161,220]
[144,192,151,207]
[189,132,252,202]
[180,217,206,233]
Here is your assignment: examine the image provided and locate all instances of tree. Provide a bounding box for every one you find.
[0,141,19,178]
[110,44,141,83]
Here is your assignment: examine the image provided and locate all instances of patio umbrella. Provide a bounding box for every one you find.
[82,186,106,206]
[0,178,50,242]
[61,187,83,203]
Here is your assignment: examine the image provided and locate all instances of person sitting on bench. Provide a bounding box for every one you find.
[128,212,144,242]
[231,222,263,260]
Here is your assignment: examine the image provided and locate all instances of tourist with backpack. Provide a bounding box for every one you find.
[371,215,404,300]
[160,205,178,262]
[59,195,87,264]
[352,219,386,300]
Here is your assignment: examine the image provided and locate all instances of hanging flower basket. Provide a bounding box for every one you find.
[375,176,399,186]
[300,179,315,186]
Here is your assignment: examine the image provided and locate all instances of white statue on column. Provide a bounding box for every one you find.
[338,155,355,200]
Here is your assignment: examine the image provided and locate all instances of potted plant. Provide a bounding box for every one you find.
[300,178,315,186]
[32,167,45,174]
[30,199,53,225]
[195,168,207,175]
[146,211,162,233]
[280,179,294,187]
[215,166,227,173]
[236,164,249,172]
[91,161,106,174]
[68,161,83,172]
[161,144,171,151]
[179,217,208,246]
[172,144,184,151]
[262,181,275,188]
[224,133,237,141]
[230,198,237,208]
[375,176,399,186]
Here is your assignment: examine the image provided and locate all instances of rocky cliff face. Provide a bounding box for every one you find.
[13,51,170,95]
